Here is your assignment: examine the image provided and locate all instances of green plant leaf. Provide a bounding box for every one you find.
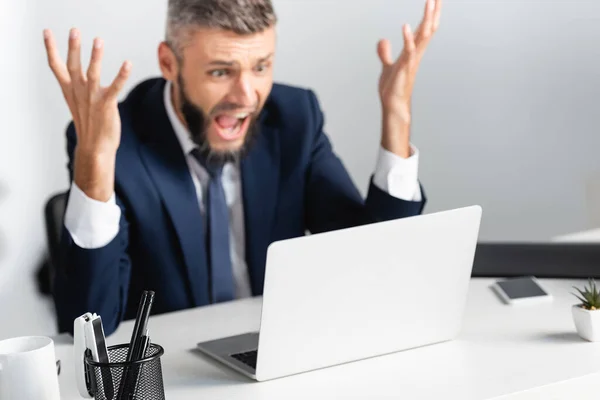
[572,279,600,308]
[575,287,590,300]
[573,294,588,305]
[586,280,600,307]
[593,284,600,308]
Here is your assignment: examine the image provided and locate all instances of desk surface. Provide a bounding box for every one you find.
[553,228,600,243]
[54,278,600,399]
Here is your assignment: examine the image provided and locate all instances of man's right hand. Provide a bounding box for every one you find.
[44,28,132,202]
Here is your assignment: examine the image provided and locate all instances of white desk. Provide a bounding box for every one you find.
[54,278,600,399]
[553,228,600,243]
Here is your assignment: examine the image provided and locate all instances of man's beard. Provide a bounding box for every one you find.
[177,74,260,166]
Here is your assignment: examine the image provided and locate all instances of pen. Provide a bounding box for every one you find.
[138,333,150,360]
[130,333,151,396]
[92,316,114,399]
[117,291,155,399]
[126,291,153,362]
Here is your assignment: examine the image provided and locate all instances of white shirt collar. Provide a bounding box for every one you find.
[163,80,198,155]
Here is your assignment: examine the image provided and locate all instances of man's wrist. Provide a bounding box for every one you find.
[73,148,116,202]
[381,111,411,158]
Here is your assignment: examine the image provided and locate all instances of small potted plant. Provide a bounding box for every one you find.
[572,278,600,342]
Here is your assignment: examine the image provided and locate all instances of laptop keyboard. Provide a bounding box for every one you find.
[231,350,257,369]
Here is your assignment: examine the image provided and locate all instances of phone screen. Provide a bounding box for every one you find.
[496,277,548,299]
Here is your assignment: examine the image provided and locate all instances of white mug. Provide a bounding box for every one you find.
[0,336,61,400]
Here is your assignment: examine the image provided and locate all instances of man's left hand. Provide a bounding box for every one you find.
[377,0,442,158]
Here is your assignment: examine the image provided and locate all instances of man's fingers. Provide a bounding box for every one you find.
[66,28,85,84]
[105,61,132,101]
[377,39,394,67]
[43,29,71,87]
[43,30,83,128]
[416,0,435,46]
[433,0,442,32]
[402,24,417,58]
[87,38,104,93]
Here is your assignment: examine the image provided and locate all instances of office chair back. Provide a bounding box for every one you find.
[44,192,67,290]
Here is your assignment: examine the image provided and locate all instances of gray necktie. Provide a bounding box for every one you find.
[191,149,235,303]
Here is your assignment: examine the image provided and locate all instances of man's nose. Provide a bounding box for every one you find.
[230,73,257,108]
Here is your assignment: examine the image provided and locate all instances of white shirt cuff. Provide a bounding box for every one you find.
[64,182,122,249]
[373,145,422,202]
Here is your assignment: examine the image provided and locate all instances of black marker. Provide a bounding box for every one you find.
[117,291,155,399]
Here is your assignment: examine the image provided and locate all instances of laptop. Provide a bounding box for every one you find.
[197,205,482,381]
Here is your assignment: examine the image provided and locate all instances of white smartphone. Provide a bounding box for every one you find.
[492,276,552,305]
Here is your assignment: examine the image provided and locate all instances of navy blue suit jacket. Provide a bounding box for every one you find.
[53,78,426,335]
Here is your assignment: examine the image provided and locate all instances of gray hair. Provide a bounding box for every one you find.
[166,0,277,58]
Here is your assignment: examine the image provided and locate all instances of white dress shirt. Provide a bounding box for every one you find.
[64,81,423,299]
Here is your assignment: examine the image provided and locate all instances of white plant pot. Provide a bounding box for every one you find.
[572,305,600,342]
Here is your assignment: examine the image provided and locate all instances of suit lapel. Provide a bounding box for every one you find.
[241,116,280,295]
[136,80,209,306]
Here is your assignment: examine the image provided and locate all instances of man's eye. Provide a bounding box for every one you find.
[209,69,228,78]
[255,63,269,73]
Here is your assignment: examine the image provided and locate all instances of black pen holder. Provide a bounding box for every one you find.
[85,343,166,400]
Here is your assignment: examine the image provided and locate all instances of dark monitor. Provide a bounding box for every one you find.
[472,242,600,279]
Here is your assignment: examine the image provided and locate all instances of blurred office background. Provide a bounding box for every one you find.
[1,0,600,337]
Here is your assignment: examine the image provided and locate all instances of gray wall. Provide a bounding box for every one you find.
[0,1,51,290]
[0,0,58,337]
[273,0,600,241]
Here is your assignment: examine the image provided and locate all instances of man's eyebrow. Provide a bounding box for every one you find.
[257,52,274,62]
[207,53,273,67]
[207,60,236,67]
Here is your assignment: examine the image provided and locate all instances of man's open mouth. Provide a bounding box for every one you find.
[213,112,251,141]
